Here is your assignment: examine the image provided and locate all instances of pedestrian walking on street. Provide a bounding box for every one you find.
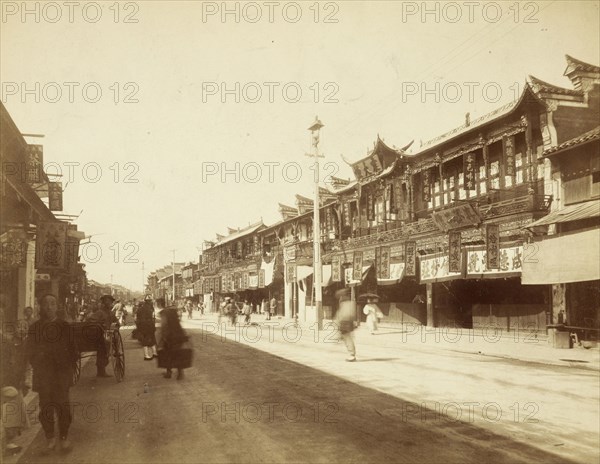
[26,294,78,454]
[362,295,382,335]
[269,296,277,320]
[137,298,158,361]
[198,301,204,315]
[227,297,238,326]
[185,300,193,320]
[158,306,191,380]
[243,300,252,325]
[334,289,357,362]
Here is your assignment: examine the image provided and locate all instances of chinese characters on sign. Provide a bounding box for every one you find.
[286,264,296,284]
[366,191,375,221]
[352,251,363,281]
[485,224,500,269]
[377,246,391,279]
[463,152,476,190]
[419,253,462,283]
[503,135,515,179]
[331,255,342,282]
[258,269,265,288]
[48,182,63,211]
[405,241,416,276]
[35,221,68,270]
[466,245,523,277]
[25,144,43,184]
[448,232,462,273]
[422,169,431,201]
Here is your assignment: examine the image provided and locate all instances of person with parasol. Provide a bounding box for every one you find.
[360,293,383,335]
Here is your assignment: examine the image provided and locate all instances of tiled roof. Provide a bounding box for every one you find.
[544,126,600,156]
[214,221,264,247]
[412,85,540,155]
[528,75,583,97]
[564,55,600,75]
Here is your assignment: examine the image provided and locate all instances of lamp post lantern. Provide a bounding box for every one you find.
[306,116,325,330]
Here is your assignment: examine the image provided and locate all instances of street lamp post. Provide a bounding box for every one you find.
[306,116,324,330]
[170,249,176,304]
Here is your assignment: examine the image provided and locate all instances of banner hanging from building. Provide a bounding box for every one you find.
[463,152,476,190]
[404,241,417,276]
[448,232,462,273]
[419,253,463,284]
[485,224,500,269]
[377,246,391,279]
[258,269,265,288]
[432,203,481,232]
[352,251,363,281]
[35,221,68,270]
[466,244,523,278]
[48,182,63,211]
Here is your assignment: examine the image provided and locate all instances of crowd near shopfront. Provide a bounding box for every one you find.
[146,55,599,346]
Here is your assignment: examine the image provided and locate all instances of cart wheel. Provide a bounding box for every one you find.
[111,331,125,382]
[72,357,81,386]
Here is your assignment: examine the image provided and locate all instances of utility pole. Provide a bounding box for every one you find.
[141,261,145,295]
[170,249,176,304]
[306,116,325,330]
[110,274,113,295]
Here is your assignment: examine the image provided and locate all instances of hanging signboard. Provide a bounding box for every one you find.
[258,269,265,288]
[352,251,363,281]
[466,244,523,279]
[25,144,43,184]
[249,274,258,288]
[432,203,480,232]
[422,169,431,202]
[331,255,342,282]
[503,135,515,179]
[35,221,68,270]
[485,224,500,269]
[377,246,391,279]
[419,253,463,284]
[448,231,462,273]
[463,152,476,190]
[48,182,63,211]
[404,241,417,276]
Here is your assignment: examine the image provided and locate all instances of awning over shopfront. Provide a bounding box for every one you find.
[522,227,600,284]
[377,263,405,286]
[525,199,600,228]
[296,264,332,287]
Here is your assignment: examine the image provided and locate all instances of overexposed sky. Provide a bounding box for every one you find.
[2,0,598,290]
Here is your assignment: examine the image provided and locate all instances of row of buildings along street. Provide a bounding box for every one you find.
[147,55,599,346]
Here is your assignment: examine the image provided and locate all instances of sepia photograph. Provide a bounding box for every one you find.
[1,1,599,463]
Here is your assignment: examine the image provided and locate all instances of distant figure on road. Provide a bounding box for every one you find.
[137,298,158,361]
[227,297,238,326]
[242,300,252,325]
[269,297,277,320]
[334,289,356,362]
[185,300,194,320]
[158,306,190,380]
[198,301,204,315]
[26,294,78,453]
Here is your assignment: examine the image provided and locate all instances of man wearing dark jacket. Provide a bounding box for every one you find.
[27,294,78,453]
